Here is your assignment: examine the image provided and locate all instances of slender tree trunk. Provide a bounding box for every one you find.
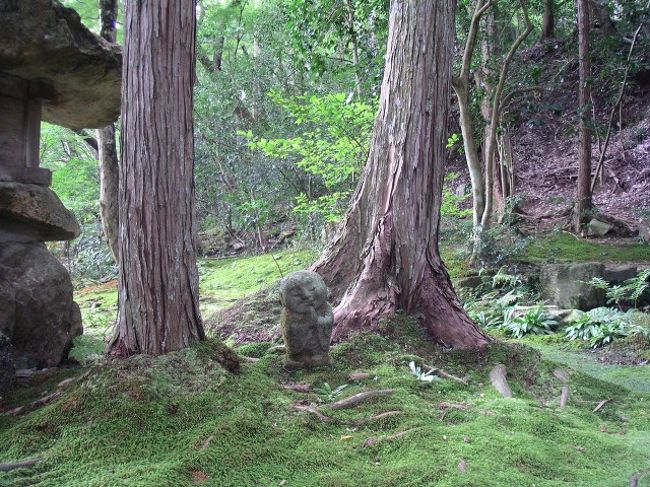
[97,0,120,261]
[540,0,555,40]
[313,0,489,348]
[574,0,593,232]
[110,0,205,356]
[451,0,494,267]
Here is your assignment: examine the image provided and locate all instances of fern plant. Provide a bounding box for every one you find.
[586,269,650,309]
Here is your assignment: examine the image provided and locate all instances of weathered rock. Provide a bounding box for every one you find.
[454,275,483,291]
[0,0,121,130]
[540,263,606,310]
[0,241,82,368]
[603,264,638,283]
[586,218,613,237]
[279,270,333,370]
[0,331,15,395]
[0,182,80,241]
[640,219,650,244]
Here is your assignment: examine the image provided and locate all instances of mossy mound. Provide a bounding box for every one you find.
[2,328,650,487]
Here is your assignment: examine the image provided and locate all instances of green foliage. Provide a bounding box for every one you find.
[586,269,650,309]
[521,232,650,264]
[565,308,631,348]
[244,92,375,223]
[312,382,349,402]
[503,306,559,339]
[441,173,472,219]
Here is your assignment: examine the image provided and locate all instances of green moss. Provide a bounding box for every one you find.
[2,336,649,487]
[521,233,650,264]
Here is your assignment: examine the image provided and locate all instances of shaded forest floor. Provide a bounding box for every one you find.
[2,246,650,486]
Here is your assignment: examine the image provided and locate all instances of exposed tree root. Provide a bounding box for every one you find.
[327,389,395,410]
[0,457,41,472]
[361,428,420,448]
[559,385,570,409]
[4,369,93,417]
[630,468,650,487]
[282,383,311,393]
[292,402,403,426]
[489,364,513,398]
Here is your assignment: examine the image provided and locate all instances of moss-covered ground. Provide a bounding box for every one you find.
[71,249,317,359]
[520,232,650,264]
[2,328,650,487]
[4,244,649,486]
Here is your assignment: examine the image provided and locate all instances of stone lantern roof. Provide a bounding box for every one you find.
[0,0,122,130]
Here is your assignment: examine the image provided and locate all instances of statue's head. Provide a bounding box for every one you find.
[279,270,329,314]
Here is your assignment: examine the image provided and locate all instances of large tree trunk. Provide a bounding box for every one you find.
[110,0,205,356]
[97,0,119,261]
[574,0,593,232]
[314,0,489,348]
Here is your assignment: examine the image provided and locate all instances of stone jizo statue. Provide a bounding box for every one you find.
[279,270,333,370]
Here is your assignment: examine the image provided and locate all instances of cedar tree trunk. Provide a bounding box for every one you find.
[574,0,593,231]
[313,0,489,348]
[97,0,120,261]
[110,0,205,355]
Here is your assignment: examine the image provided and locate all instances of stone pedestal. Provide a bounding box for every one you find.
[0,182,82,368]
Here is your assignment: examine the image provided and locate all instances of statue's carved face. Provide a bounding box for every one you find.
[280,271,329,314]
[284,282,326,313]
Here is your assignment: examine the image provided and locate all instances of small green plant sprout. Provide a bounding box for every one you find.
[503,306,558,339]
[313,382,349,403]
[408,361,440,382]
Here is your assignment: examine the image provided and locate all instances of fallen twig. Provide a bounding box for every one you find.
[327,389,395,410]
[0,457,42,472]
[593,399,610,413]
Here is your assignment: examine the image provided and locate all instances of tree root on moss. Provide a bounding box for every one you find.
[4,369,93,417]
[292,402,402,426]
[489,364,513,398]
[361,428,420,448]
[327,389,395,410]
[630,468,650,487]
[0,457,41,472]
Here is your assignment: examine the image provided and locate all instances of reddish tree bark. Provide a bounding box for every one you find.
[574,0,593,232]
[313,0,489,348]
[110,0,205,355]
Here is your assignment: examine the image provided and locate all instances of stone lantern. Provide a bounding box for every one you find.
[0,0,121,377]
